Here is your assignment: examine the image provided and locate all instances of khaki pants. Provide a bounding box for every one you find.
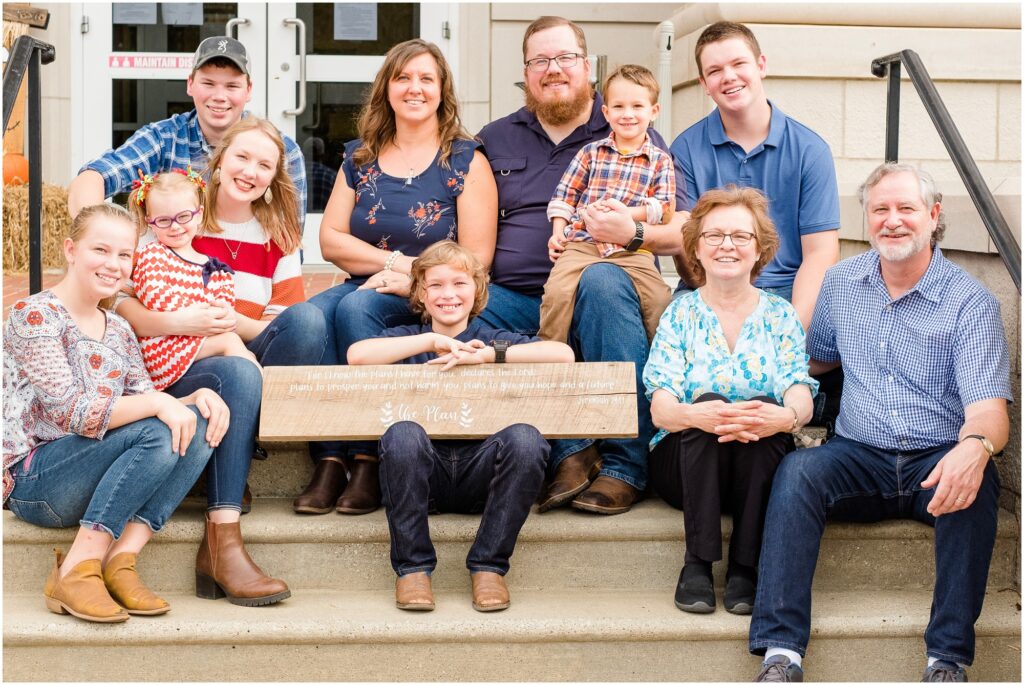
[538,241,672,343]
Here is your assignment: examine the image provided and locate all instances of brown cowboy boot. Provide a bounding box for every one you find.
[195,515,291,606]
[537,446,602,513]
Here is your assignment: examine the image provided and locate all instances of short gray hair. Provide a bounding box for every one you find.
[857,162,946,246]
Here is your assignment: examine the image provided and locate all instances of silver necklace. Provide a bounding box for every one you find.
[393,143,419,186]
[222,238,243,260]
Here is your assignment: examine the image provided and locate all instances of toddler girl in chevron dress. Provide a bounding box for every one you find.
[128,167,259,390]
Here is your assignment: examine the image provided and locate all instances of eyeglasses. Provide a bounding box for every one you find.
[147,207,202,230]
[524,52,583,73]
[700,231,756,247]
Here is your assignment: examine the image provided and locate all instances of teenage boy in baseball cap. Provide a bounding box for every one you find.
[69,36,307,226]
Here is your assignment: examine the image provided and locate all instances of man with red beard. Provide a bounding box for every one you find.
[477,16,687,515]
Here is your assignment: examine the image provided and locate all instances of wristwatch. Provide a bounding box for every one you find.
[961,434,995,457]
[625,221,645,252]
[491,339,510,363]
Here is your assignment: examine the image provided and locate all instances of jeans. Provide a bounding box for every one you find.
[245,301,327,367]
[648,394,793,568]
[307,282,420,460]
[8,410,214,538]
[378,421,548,576]
[478,264,653,490]
[748,435,1000,665]
[165,356,263,511]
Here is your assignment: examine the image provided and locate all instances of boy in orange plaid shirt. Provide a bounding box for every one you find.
[540,64,675,343]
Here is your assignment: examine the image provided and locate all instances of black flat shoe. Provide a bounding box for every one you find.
[674,564,715,614]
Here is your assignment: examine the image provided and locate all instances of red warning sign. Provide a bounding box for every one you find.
[108,54,194,69]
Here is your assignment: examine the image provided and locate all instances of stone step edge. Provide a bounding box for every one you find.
[4,589,1019,647]
[5,500,1015,545]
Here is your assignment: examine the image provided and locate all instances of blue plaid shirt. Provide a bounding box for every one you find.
[808,248,1012,452]
[81,110,307,230]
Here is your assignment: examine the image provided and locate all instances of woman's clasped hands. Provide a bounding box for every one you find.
[359,269,413,297]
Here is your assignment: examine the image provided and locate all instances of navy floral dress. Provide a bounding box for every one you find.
[342,137,478,283]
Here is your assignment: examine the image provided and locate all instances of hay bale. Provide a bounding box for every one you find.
[3,184,71,273]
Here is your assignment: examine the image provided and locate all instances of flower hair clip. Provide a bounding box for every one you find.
[173,166,207,190]
[130,169,156,206]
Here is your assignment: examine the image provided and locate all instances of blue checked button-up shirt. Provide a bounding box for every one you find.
[81,110,307,230]
[808,248,1012,452]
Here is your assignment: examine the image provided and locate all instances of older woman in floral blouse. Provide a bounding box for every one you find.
[643,186,818,617]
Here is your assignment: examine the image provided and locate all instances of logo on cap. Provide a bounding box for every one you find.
[217,39,228,53]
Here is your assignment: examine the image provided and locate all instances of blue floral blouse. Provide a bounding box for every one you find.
[342,137,479,283]
[643,289,819,449]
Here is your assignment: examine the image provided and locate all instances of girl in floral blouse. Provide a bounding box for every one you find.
[302,39,497,517]
[643,187,818,617]
[3,204,228,623]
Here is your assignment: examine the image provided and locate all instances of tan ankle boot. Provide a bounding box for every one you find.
[195,515,291,606]
[44,549,129,623]
[103,552,170,615]
[471,571,510,612]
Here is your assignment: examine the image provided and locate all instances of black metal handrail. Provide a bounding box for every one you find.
[871,49,1020,292]
[3,35,56,295]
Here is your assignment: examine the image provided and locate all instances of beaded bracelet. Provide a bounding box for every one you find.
[383,250,403,272]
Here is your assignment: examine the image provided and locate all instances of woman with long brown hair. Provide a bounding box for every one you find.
[301,39,496,517]
[115,117,329,607]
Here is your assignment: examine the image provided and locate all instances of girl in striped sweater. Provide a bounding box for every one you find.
[128,168,259,391]
[114,117,326,607]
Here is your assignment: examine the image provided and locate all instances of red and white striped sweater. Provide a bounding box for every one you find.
[132,242,235,390]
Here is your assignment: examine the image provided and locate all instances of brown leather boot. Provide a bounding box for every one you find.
[293,458,348,514]
[103,552,170,615]
[395,572,435,611]
[471,571,510,612]
[195,515,291,606]
[572,475,640,515]
[44,549,129,623]
[335,455,380,515]
[537,445,602,513]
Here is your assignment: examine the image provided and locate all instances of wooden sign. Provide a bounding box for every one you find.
[259,363,638,441]
[3,6,49,29]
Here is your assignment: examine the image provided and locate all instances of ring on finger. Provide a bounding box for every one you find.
[955,496,967,503]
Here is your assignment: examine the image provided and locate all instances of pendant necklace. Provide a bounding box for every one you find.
[222,222,247,260]
[223,239,243,260]
[393,143,417,186]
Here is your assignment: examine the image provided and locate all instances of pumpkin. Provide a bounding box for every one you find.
[3,152,29,185]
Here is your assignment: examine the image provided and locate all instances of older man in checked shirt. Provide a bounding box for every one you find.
[749,163,1012,683]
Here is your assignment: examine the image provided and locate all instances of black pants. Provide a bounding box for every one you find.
[649,393,795,569]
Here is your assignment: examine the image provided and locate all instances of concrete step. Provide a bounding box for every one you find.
[3,588,1018,681]
[4,500,1017,594]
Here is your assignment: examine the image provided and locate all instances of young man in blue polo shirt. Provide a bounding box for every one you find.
[68,36,306,226]
[670,21,839,331]
[477,16,687,515]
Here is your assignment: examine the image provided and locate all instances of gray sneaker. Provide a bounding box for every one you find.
[754,655,804,682]
[922,661,967,682]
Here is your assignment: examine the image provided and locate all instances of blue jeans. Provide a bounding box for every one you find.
[479,264,653,490]
[245,301,327,367]
[378,421,548,576]
[307,282,420,460]
[8,411,214,538]
[165,356,263,511]
[748,435,1000,665]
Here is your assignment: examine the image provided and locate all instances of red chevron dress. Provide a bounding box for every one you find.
[132,242,236,390]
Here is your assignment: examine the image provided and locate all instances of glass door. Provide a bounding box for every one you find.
[266,3,452,264]
[80,2,453,264]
